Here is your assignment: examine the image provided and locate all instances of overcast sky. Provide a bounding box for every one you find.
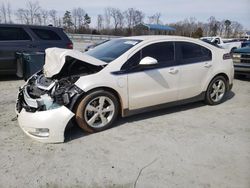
[2,0,250,29]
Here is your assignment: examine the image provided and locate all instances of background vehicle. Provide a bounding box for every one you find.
[84,40,109,51]
[16,36,234,143]
[201,36,241,52]
[241,40,250,48]
[232,46,250,75]
[0,24,73,75]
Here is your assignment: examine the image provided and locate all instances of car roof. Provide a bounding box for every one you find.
[121,35,200,42]
[0,23,62,30]
[119,35,223,51]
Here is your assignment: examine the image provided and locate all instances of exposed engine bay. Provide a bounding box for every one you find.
[17,71,82,113]
[16,53,105,113]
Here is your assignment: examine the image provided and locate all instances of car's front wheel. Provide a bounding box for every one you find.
[205,76,228,105]
[75,90,119,133]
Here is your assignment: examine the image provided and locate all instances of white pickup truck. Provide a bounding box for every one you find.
[201,36,241,52]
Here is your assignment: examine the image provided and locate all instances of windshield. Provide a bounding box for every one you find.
[85,39,142,63]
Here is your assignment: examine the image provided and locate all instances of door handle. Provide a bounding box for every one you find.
[169,67,179,74]
[204,62,212,68]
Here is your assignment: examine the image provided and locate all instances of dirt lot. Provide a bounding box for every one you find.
[0,76,249,188]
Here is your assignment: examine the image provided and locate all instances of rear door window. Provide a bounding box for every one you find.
[31,28,61,40]
[177,42,212,64]
[0,27,31,41]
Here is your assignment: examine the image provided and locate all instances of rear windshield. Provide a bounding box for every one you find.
[31,28,61,40]
[86,39,142,63]
[0,27,31,41]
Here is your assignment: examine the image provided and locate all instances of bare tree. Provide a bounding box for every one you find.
[7,2,12,23]
[77,8,85,28]
[41,9,48,25]
[97,14,103,30]
[26,1,40,24]
[133,10,144,25]
[104,7,111,29]
[34,13,42,25]
[117,10,124,28]
[15,8,30,24]
[15,9,25,24]
[148,13,161,24]
[49,9,57,26]
[208,16,220,36]
[231,21,243,37]
[124,8,144,29]
[72,8,85,32]
[124,8,134,29]
[110,8,124,30]
[110,8,119,30]
[72,8,78,31]
[188,17,197,36]
[1,3,7,23]
[218,20,225,36]
[58,17,62,27]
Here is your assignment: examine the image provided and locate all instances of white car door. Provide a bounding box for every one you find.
[124,42,180,110]
[176,42,213,100]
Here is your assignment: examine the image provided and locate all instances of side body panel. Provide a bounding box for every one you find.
[127,67,179,109]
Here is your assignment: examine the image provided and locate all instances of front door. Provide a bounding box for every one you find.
[126,42,180,110]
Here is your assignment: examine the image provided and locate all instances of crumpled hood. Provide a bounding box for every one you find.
[43,48,107,78]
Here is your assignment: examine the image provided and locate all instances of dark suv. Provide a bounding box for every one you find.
[0,24,73,75]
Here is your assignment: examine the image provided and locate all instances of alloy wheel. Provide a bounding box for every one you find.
[84,96,115,128]
[210,79,226,102]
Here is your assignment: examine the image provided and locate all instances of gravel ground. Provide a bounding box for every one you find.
[0,75,249,188]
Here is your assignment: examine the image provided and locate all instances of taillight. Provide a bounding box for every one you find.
[223,53,231,60]
[67,42,73,49]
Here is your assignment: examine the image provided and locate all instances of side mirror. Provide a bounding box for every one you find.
[139,57,158,66]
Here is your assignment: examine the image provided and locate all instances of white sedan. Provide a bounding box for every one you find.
[16,36,234,143]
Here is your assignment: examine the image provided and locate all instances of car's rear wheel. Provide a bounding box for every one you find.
[205,76,228,105]
[75,90,119,133]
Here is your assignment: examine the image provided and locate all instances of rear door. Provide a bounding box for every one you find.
[0,26,33,74]
[125,42,180,110]
[176,41,213,100]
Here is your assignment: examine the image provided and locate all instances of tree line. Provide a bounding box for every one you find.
[0,1,245,38]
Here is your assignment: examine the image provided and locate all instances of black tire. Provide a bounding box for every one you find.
[75,90,119,133]
[205,76,228,105]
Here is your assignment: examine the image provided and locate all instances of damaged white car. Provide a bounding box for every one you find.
[16,36,234,143]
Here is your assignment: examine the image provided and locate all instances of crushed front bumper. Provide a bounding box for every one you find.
[18,106,74,143]
[16,86,75,143]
